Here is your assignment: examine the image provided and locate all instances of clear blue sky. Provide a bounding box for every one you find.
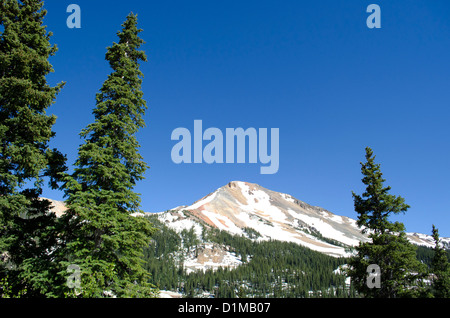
[40,0,450,237]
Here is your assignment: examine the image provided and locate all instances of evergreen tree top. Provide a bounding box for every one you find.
[85,13,148,140]
[352,147,409,234]
[1,0,57,65]
[105,13,147,73]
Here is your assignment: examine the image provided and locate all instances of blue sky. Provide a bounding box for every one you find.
[40,0,450,237]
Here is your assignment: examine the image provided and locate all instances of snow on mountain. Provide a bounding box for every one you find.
[156,181,449,257]
[40,180,449,257]
[157,181,364,257]
[406,231,450,249]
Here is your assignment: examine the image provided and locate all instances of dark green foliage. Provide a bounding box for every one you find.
[181,227,200,254]
[352,147,409,235]
[430,225,450,298]
[58,13,157,298]
[143,214,349,298]
[348,147,427,298]
[142,216,183,292]
[0,0,66,297]
[415,245,450,268]
[243,227,261,240]
[206,229,349,298]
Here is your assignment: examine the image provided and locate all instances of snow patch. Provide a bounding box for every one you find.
[238,183,287,223]
[186,192,217,210]
[287,209,360,247]
[279,192,296,204]
[158,212,203,237]
[201,210,242,235]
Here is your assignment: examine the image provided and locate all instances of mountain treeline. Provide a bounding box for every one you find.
[143,214,353,298]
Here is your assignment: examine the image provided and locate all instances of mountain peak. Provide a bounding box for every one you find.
[162,181,364,257]
[159,181,449,257]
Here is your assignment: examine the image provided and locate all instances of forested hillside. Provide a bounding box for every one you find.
[142,214,450,298]
[143,214,351,297]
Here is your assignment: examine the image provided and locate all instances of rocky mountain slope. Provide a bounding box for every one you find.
[43,180,449,258]
[156,181,449,257]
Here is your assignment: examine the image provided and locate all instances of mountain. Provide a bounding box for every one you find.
[37,181,449,297]
[41,180,449,257]
[156,181,449,258]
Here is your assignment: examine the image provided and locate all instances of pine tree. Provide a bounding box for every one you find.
[59,13,157,298]
[348,147,427,298]
[0,0,66,297]
[430,225,450,298]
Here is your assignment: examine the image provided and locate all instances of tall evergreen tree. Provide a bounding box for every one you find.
[348,147,427,298]
[59,13,157,298]
[430,225,450,298]
[0,0,66,297]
